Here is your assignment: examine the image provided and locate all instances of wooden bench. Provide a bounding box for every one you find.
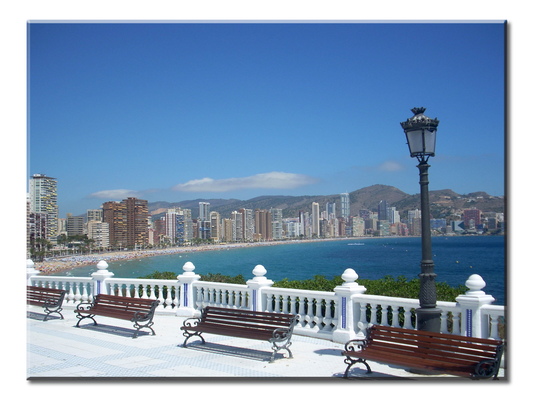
[181,306,298,363]
[27,286,67,321]
[342,324,505,379]
[75,294,159,338]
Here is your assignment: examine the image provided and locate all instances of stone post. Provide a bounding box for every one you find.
[91,260,114,295]
[176,261,201,317]
[332,268,367,343]
[27,259,40,285]
[456,274,495,338]
[246,265,274,312]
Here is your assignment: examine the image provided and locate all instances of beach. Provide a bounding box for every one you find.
[32,239,341,275]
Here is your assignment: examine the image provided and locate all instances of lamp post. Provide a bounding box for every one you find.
[400,107,441,332]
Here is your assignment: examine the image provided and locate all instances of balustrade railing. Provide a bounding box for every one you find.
[26,259,505,342]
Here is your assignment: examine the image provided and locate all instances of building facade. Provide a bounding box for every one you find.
[29,174,58,243]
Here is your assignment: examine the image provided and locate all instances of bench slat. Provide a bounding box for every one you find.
[75,294,158,338]
[181,306,297,362]
[342,324,504,379]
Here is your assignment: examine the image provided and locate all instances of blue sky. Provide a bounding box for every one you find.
[27,22,505,217]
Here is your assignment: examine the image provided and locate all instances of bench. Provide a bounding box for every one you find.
[27,286,67,321]
[342,324,505,379]
[180,306,298,363]
[75,294,159,338]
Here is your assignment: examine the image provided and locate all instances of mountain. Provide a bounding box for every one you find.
[148,184,505,220]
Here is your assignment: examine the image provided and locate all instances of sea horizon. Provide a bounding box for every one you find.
[48,235,506,306]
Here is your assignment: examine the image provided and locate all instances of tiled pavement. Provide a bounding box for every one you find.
[26,306,506,380]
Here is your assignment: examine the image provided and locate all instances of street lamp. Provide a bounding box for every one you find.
[401,107,441,332]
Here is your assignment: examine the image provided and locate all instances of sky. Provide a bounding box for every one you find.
[27,21,506,217]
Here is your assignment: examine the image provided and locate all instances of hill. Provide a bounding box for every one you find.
[148,184,505,221]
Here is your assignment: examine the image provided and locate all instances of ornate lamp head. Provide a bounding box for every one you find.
[400,107,439,162]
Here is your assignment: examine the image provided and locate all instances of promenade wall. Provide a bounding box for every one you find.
[27,259,505,342]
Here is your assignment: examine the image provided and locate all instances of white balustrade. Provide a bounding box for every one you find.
[193,281,250,310]
[262,287,338,339]
[26,259,505,343]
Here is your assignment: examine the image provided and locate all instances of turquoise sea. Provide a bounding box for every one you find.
[59,235,506,305]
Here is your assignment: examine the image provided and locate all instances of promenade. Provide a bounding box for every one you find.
[27,305,506,380]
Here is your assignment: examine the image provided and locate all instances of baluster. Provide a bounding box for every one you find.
[370,303,378,325]
[313,297,323,332]
[80,282,88,302]
[171,285,179,309]
[359,302,368,325]
[154,284,164,310]
[296,297,305,328]
[452,311,461,335]
[281,295,288,314]
[391,305,399,327]
[489,314,501,340]
[307,298,315,329]
[196,287,203,309]
[266,292,274,312]
[207,288,213,306]
[322,299,333,332]
[440,311,447,333]
[289,296,297,316]
[67,282,75,304]
[406,308,415,329]
[73,282,82,304]
[228,289,235,308]
[273,293,280,314]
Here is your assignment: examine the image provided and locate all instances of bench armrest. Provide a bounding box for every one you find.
[75,301,93,314]
[182,317,201,329]
[473,342,505,379]
[344,338,368,352]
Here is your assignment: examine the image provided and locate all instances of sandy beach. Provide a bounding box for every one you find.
[33,239,352,275]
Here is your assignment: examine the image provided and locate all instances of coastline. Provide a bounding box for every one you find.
[34,237,362,275]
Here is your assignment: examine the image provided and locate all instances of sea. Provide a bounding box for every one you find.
[57,235,506,305]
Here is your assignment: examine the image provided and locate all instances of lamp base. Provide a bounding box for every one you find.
[416,307,442,332]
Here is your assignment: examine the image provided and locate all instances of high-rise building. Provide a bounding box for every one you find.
[124,197,148,247]
[463,208,482,229]
[378,200,388,222]
[66,213,85,237]
[255,209,272,241]
[340,192,350,219]
[103,201,127,248]
[231,211,243,241]
[103,197,148,248]
[87,221,109,248]
[199,202,210,221]
[311,202,320,236]
[326,202,336,220]
[87,209,103,223]
[29,174,58,243]
[26,195,31,254]
[239,208,254,242]
[198,202,211,239]
[270,208,283,240]
[210,211,221,242]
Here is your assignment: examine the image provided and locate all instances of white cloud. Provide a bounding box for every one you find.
[86,189,142,199]
[377,160,405,172]
[171,172,319,193]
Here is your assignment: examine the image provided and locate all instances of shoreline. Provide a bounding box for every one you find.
[33,237,364,275]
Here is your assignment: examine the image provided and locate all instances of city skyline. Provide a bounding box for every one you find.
[27,22,505,218]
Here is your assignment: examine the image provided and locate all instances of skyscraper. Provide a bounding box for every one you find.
[255,209,272,241]
[198,202,211,239]
[312,202,320,236]
[378,200,388,221]
[103,197,148,248]
[340,192,350,219]
[29,174,58,243]
[270,208,283,240]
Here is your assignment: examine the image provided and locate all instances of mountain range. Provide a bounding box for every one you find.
[148,184,505,221]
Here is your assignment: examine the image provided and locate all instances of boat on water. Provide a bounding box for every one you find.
[348,243,365,246]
